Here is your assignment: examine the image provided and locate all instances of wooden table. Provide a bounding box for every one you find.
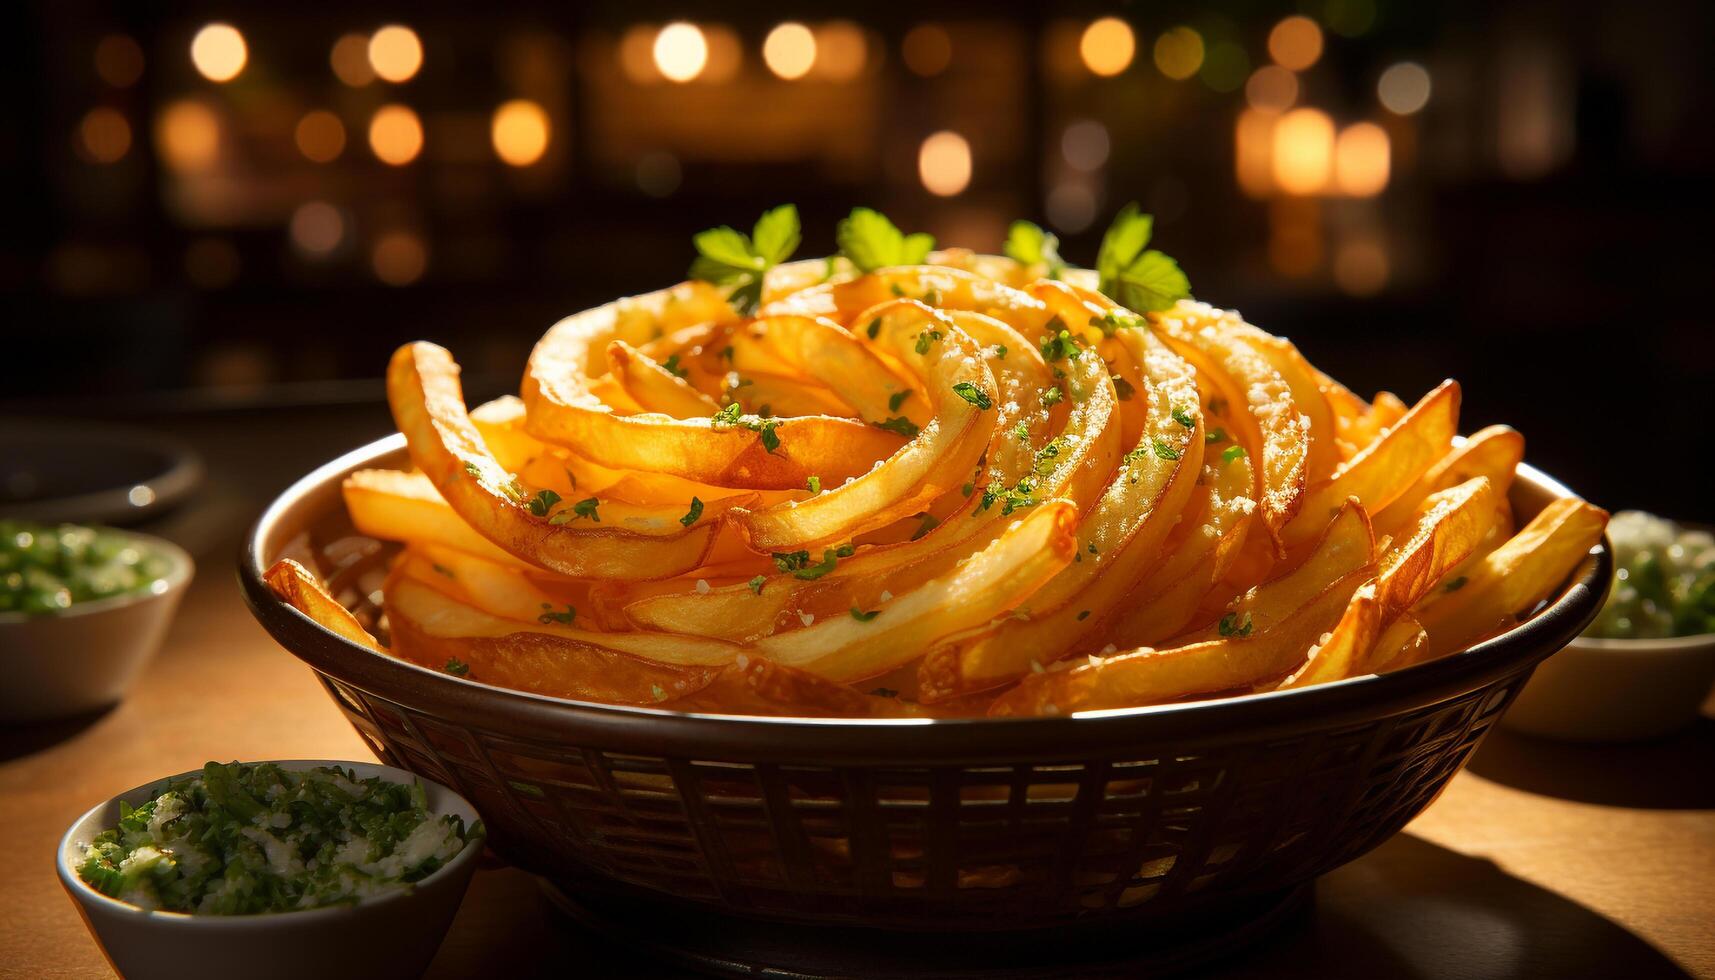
[3,405,1712,979]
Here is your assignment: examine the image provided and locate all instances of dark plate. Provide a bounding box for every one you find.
[0,419,203,525]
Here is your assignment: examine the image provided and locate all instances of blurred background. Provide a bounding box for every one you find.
[4,0,1712,519]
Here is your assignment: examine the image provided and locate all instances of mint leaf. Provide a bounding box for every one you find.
[1096,202,1192,313]
[1004,220,1066,279]
[689,205,801,314]
[837,207,936,272]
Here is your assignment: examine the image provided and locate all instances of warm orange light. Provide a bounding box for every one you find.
[1246,65,1299,113]
[330,33,374,86]
[902,24,951,77]
[1272,107,1334,195]
[1061,119,1109,172]
[156,100,220,172]
[815,21,867,81]
[1333,237,1389,295]
[619,26,658,83]
[1152,26,1204,81]
[1334,122,1390,197]
[653,22,708,83]
[367,104,423,165]
[1235,109,1277,198]
[294,110,345,163]
[1268,16,1323,72]
[77,108,132,163]
[918,130,972,197]
[190,23,247,83]
[702,26,743,83]
[368,25,423,84]
[491,99,550,167]
[1268,198,1322,277]
[1080,17,1135,77]
[290,201,345,255]
[94,35,145,88]
[1045,181,1098,233]
[763,22,816,80]
[372,231,428,285]
[1378,61,1432,115]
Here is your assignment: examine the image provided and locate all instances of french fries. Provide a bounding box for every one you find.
[290,209,1606,718]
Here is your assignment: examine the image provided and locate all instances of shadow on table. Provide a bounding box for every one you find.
[1466,718,1715,810]
[1220,833,1690,979]
[429,833,1688,980]
[0,705,113,763]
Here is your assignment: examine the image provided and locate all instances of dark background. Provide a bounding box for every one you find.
[4,0,1712,519]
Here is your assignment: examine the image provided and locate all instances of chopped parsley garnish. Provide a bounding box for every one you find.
[992,343,1008,359]
[772,550,812,573]
[888,390,910,412]
[1171,406,1195,429]
[680,497,704,527]
[538,603,577,625]
[1076,610,1091,621]
[1039,328,1081,363]
[1095,202,1192,313]
[430,563,455,579]
[660,353,687,378]
[1443,576,1469,593]
[759,421,781,453]
[850,607,881,622]
[1153,439,1181,461]
[1033,437,1067,475]
[651,684,668,702]
[1207,396,1228,416]
[867,318,882,339]
[1218,611,1254,637]
[689,204,801,315]
[1040,385,1064,408]
[874,416,920,438]
[1222,445,1247,463]
[806,476,822,495]
[1004,220,1067,279]
[911,512,940,541]
[961,482,975,497]
[1206,426,1227,444]
[914,329,943,355]
[791,545,856,581]
[748,575,767,595]
[951,381,992,410]
[1013,421,1030,441]
[836,207,935,272]
[711,403,782,453]
[443,658,469,676]
[720,345,734,362]
[978,476,1041,516]
[570,497,601,522]
[711,402,744,427]
[1091,310,1145,336]
[524,488,562,518]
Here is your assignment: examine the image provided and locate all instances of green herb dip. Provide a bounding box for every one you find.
[0,519,172,614]
[1588,511,1715,639]
[77,762,481,914]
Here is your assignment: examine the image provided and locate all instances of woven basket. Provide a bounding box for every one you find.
[240,434,1608,943]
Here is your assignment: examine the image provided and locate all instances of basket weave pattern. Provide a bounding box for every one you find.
[320,670,1517,929]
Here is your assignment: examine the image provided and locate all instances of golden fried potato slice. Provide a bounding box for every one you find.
[1370,611,1429,673]
[263,558,383,651]
[1279,380,1461,551]
[917,327,1202,699]
[1413,497,1609,659]
[752,499,1081,682]
[1213,322,1339,483]
[344,468,531,569]
[1152,301,1308,554]
[766,266,1053,340]
[389,341,730,580]
[1280,476,1498,688]
[731,302,997,550]
[738,314,916,424]
[1372,424,1523,536]
[403,545,566,624]
[989,568,1369,716]
[607,340,721,418]
[523,283,901,489]
[673,658,881,717]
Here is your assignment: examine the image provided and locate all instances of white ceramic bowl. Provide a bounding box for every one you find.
[57,760,485,980]
[0,528,193,724]
[1501,633,1715,741]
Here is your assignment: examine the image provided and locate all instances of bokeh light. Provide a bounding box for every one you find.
[816,22,867,81]
[1246,65,1299,113]
[619,26,658,84]
[1334,122,1390,196]
[94,35,144,88]
[190,23,247,83]
[918,131,972,197]
[1323,0,1378,38]
[1080,17,1135,77]
[1061,120,1110,172]
[764,23,817,80]
[1334,236,1389,295]
[1272,107,1334,195]
[1235,108,1277,198]
[1378,62,1432,115]
[372,231,428,286]
[331,33,375,87]
[1268,16,1324,72]
[368,104,423,165]
[294,110,346,163]
[368,25,423,84]
[76,108,131,163]
[1046,182,1098,232]
[1152,27,1204,81]
[1199,40,1250,93]
[156,100,220,172]
[703,26,743,84]
[654,22,709,83]
[902,24,951,77]
[290,202,345,256]
[491,99,550,167]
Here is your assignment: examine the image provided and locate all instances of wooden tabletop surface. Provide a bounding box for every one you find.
[2,405,1712,979]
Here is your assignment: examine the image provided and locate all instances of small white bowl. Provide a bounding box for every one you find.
[58,760,484,980]
[0,528,193,723]
[1501,633,1715,742]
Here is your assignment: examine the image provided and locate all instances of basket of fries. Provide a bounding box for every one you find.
[242,207,1611,947]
